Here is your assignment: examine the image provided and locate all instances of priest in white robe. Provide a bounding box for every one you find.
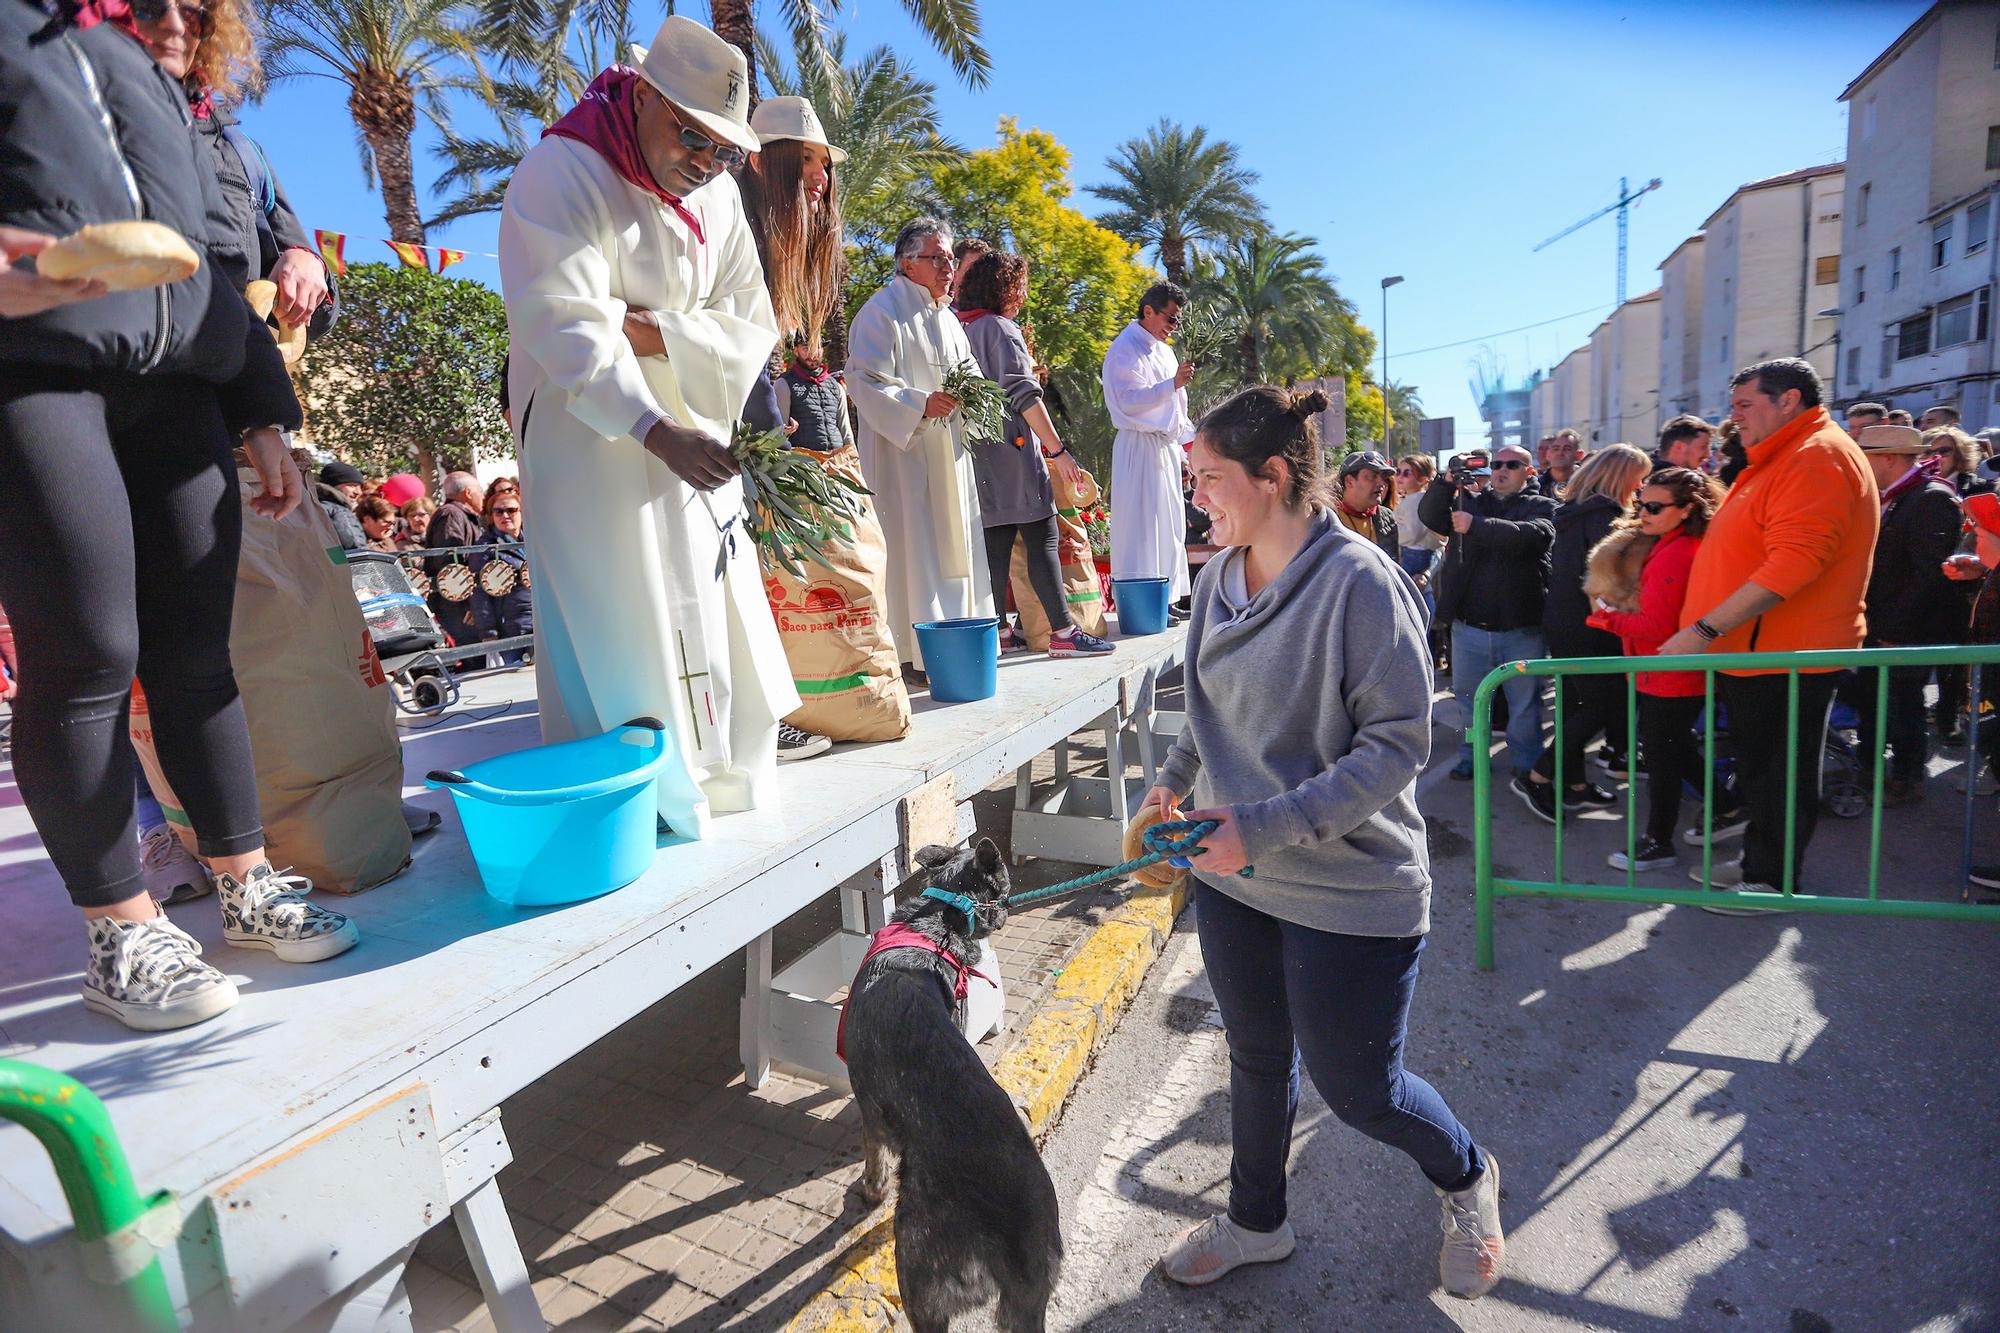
[845,217,994,673]
[1103,281,1196,603]
[498,15,797,839]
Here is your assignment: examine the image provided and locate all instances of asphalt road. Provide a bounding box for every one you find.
[990,710,2000,1332]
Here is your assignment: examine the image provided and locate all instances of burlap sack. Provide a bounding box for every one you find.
[1011,466,1109,651]
[130,471,411,892]
[760,443,911,741]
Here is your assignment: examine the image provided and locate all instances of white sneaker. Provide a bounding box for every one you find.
[218,864,359,963]
[1438,1152,1505,1299]
[1689,857,1744,887]
[1157,1213,1296,1286]
[81,913,238,1030]
[140,824,212,906]
[776,721,832,762]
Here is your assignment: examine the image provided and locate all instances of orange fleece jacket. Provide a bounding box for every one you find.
[1680,406,1879,674]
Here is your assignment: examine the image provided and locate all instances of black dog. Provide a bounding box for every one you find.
[842,837,1062,1333]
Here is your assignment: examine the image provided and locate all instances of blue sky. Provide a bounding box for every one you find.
[240,0,1924,438]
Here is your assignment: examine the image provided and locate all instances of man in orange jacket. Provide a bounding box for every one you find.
[1660,358,1879,908]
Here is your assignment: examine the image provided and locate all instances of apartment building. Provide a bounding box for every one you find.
[1546,343,1592,443]
[1657,235,1707,420]
[1588,289,1663,447]
[1836,0,2000,428]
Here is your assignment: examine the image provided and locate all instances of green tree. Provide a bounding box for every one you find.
[263,0,482,244]
[1193,231,1353,386]
[1088,119,1263,288]
[297,263,512,483]
[1382,381,1425,454]
[710,0,990,99]
[929,120,1153,377]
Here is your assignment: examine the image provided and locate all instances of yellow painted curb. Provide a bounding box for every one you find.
[784,875,1191,1332]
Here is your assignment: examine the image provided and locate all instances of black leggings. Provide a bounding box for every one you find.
[0,365,263,908]
[1532,671,1631,786]
[1638,694,1707,846]
[983,516,1070,631]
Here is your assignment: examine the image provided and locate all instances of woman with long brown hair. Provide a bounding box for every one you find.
[738,97,851,455]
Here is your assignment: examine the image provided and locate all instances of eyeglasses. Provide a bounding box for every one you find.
[492,506,521,516]
[910,252,956,268]
[132,0,210,30]
[1636,500,1679,516]
[1491,459,1529,471]
[657,99,747,169]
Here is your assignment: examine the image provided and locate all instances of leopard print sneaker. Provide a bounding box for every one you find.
[218,864,360,963]
[82,913,238,1031]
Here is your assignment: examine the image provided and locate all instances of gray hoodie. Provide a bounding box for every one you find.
[1158,512,1434,936]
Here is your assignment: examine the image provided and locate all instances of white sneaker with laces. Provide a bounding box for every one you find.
[1438,1152,1505,1299]
[218,864,359,963]
[139,823,211,906]
[775,721,833,761]
[1157,1213,1295,1286]
[82,913,238,1030]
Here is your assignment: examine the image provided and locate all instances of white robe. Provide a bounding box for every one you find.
[845,274,994,670]
[1102,320,1193,600]
[499,135,796,839]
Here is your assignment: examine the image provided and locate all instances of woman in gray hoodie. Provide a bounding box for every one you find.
[1143,385,1505,1300]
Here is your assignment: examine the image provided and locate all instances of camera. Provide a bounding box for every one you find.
[1447,451,1492,486]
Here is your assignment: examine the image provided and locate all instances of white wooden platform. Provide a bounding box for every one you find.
[0,620,1186,1332]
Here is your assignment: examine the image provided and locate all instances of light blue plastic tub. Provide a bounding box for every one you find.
[914,617,1000,702]
[426,717,670,907]
[1112,577,1171,635]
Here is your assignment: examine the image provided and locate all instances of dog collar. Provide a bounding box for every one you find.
[921,886,980,934]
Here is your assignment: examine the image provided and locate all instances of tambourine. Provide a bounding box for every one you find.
[407,568,432,599]
[436,563,475,603]
[478,560,519,598]
[519,561,531,591]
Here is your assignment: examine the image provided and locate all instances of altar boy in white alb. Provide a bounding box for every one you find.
[845,217,995,672]
[499,15,798,838]
[1103,281,1196,604]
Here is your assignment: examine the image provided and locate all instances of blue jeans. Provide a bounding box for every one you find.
[1195,880,1484,1230]
[1398,547,1438,621]
[1451,623,1547,774]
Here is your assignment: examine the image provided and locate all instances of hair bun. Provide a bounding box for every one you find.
[1288,388,1330,419]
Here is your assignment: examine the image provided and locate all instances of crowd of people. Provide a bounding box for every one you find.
[1389,360,1999,903]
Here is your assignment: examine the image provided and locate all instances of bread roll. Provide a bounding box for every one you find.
[40,222,200,290]
[244,279,277,320]
[1122,801,1188,890]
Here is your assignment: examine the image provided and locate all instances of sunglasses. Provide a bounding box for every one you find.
[658,99,747,169]
[132,0,210,29]
[492,506,522,516]
[1636,500,1680,516]
[1492,459,1528,471]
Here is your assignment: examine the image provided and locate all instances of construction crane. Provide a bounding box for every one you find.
[1533,176,1662,305]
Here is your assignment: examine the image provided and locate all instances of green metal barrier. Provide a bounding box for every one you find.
[1473,645,2000,970]
[0,1059,180,1331]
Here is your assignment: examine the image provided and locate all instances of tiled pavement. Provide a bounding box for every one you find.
[405,745,1140,1332]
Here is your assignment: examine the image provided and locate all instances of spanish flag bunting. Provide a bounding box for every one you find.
[437,248,466,273]
[386,241,430,271]
[314,229,346,277]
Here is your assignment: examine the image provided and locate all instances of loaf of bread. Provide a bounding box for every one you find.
[39,222,200,290]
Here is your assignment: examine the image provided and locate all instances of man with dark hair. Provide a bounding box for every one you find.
[1919,404,1960,431]
[1105,280,1196,614]
[1420,444,1559,780]
[1885,408,1914,427]
[1844,401,1887,434]
[1661,357,1878,909]
[1655,415,1712,470]
[1533,429,1582,497]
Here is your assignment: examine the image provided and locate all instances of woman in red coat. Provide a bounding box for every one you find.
[1584,467,1730,872]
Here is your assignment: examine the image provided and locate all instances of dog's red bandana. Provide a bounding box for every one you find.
[835,921,991,1063]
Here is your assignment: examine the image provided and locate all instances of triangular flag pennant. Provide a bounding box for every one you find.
[386,241,429,271]
[437,248,465,273]
[314,230,346,277]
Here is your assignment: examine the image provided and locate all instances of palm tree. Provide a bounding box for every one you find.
[1088,119,1264,288]
[708,0,989,102]
[1195,232,1349,386]
[264,0,482,244]
[1383,381,1425,454]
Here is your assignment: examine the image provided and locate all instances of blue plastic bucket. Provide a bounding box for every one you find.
[426,717,671,907]
[1112,578,1172,635]
[913,618,999,702]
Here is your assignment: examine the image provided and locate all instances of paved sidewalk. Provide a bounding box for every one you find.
[404,747,1137,1332]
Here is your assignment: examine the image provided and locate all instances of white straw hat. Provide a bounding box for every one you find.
[749,95,848,163]
[627,15,759,155]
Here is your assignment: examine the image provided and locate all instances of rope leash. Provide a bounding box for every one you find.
[1003,819,1251,910]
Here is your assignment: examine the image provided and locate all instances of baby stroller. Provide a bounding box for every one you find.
[1685,698,1869,819]
[346,551,461,714]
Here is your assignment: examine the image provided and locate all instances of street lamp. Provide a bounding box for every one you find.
[1381,276,1404,444]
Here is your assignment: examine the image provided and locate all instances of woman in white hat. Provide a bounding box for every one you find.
[740,96,850,455]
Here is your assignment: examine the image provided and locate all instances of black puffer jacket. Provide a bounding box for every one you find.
[1419,477,1558,631]
[0,0,297,428]
[1543,493,1625,657]
[192,103,338,340]
[1865,474,1963,646]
